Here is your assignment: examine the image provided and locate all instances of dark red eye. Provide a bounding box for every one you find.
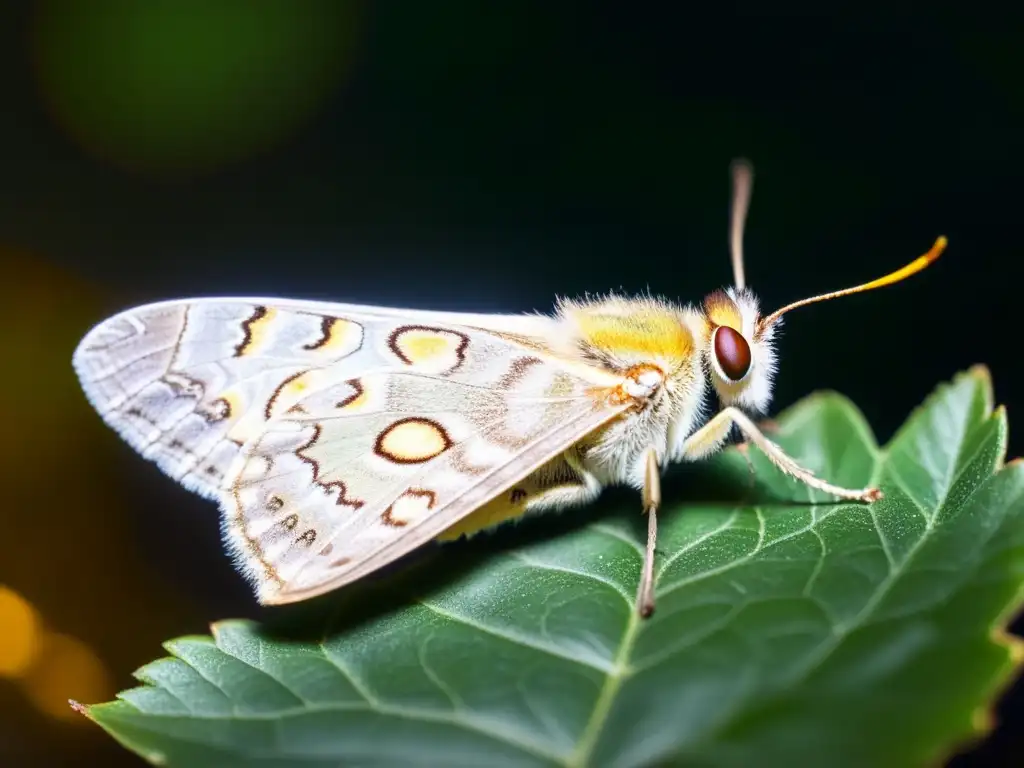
[714,325,751,381]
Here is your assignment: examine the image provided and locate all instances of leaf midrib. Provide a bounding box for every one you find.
[569,596,641,767]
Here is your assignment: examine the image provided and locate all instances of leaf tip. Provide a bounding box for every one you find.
[68,699,92,719]
[970,703,996,734]
[209,620,231,641]
[991,624,1024,665]
[162,634,215,657]
[964,363,992,382]
[963,364,995,409]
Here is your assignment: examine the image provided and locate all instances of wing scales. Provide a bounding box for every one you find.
[73,299,571,498]
[227,385,624,604]
[74,297,626,603]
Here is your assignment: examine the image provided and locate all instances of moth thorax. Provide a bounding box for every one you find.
[622,365,663,398]
[562,298,695,371]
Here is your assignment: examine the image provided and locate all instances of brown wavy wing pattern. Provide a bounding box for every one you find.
[224,365,623,604]
[73,299,575,497]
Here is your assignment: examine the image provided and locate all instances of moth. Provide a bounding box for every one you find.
[73,160,945,618]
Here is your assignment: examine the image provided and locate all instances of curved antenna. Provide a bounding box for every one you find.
[729,158,755,290]
[759,236,947,329]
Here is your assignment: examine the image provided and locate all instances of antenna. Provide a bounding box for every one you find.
[729,158,754,290]
[759,236,947,329]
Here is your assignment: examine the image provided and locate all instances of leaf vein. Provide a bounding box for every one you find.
[418,599,616,675]
[588,523,645,557]
[511,553,633,606]
[658,506,846,599]
[655,509,740,581]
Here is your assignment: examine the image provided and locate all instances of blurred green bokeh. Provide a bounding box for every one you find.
[31,0,359,176]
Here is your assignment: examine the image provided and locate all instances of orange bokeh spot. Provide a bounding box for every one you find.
[0,586,41,677]
[21,632,113,722]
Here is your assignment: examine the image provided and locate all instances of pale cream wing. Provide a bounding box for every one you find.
[224,363,629,605]
[73,297,568,500]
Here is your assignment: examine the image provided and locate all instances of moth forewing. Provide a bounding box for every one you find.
[71,296,631,607]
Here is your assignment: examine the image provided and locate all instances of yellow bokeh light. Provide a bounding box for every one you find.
[21,632,113,723]
[0,586,41,677]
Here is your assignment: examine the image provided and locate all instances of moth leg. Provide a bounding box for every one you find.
[734,416,780,474]
[684,407,882,503]
[636,448,661,619]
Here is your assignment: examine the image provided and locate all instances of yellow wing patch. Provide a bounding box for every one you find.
[265,369,328,419]
[335,378,369,411]
[234,306,278,357]
[304,316,363,355]
[388,325,469,372]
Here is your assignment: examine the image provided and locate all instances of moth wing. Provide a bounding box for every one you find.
[72,297,569,500]
[225,364,629,605]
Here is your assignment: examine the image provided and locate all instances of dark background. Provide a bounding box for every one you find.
[0,3,1020,765]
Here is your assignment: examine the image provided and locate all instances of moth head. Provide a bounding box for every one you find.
[700,288,776,412]
[706,158,947,411]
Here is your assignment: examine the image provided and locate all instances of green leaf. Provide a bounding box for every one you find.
[83,367,1024,767]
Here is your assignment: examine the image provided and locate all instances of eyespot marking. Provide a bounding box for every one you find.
[265,370,316,420]
[387,325,469,372]
[375,418,452,464]
[382,488,437,527]
[335,378,367,410]
[296,529,317,546]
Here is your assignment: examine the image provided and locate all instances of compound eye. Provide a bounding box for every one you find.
[713,326,751,381]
